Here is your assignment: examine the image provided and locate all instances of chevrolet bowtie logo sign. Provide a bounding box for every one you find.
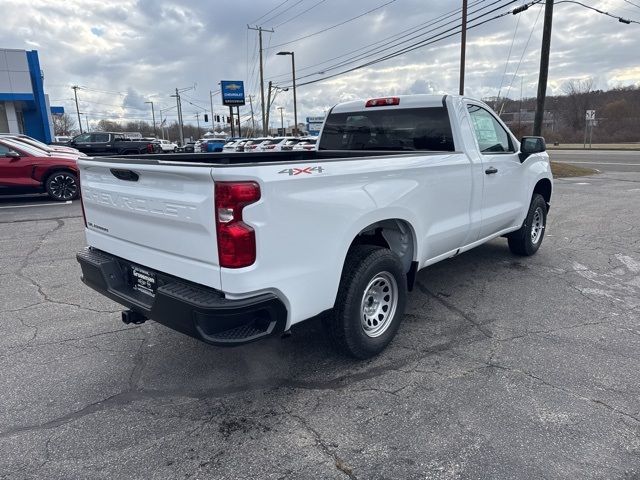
[221,80,246,106]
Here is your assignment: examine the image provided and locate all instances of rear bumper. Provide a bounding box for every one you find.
[76,248,287,346]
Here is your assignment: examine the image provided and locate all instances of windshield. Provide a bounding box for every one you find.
[318,107,454,151]
[12,136,53,152]
[2,139,49,157]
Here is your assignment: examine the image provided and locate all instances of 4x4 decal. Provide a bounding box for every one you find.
[278,166,325,176]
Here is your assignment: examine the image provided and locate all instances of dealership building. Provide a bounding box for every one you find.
[0,48,60,143]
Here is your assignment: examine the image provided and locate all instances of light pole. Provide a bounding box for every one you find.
[277,106,284,134]
[277,51,298,135]
[145,101,157,137]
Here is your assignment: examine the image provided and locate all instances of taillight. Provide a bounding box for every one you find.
[215,182,260,268]
[365,97,400,107]
[265,145,276,149]
[147,143,154,153]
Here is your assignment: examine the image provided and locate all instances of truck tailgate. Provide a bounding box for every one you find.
[79,159,221,290]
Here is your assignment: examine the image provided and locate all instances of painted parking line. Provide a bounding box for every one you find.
[552,161,640,166]
[0,200,72,209]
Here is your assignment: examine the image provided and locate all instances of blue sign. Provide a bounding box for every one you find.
[221,80,245,106]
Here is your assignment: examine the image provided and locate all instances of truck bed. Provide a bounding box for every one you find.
[103,149,453,166]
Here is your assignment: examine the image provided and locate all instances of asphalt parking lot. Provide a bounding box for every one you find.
[1,171,640,479]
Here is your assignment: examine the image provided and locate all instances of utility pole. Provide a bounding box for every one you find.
[72,86,83,134]
[459,0,468,96]
[248,95,256,135]
[277,106,284,134]
[172,88,185,145]
[195,113,201,138]
[159,110,165,139]
[145,101,157,137]
[265,81,273,134]
[248,25,275,136]
[533,0,554,136]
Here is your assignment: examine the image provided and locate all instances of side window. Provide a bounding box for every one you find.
[91,133,110,143]
[467,105,513,153]
[74,133,91,143]
[0,144,11,156]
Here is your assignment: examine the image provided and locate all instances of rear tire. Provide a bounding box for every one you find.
[45,171,79,201]
[323,245,407,359]
[508,193,547,256]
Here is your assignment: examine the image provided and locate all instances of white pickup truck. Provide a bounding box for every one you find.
[76,94,552,358]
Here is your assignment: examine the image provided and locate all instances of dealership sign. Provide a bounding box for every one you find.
[306,115,325,136]
[220,81,245,106]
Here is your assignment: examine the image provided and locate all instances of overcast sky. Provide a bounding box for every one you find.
[2,0,639,130]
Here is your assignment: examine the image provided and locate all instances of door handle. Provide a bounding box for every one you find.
[485,167,498,175]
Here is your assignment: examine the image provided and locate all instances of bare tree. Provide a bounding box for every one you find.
[560,78,595,130]
[52,113,77,136]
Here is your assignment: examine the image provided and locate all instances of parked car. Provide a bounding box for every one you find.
[243,137,270,152]
[200,139,226,152]
[179,141,197,153]
[68,132,157,156]
[0,138,79,201]
[280,138,302,151]
[292,137,318,151]
[223,140,239,152]
[76,94,552,358]
[234,139,251,152]
[156,139,178,153]
[260,137,298,152]
[54,135,72,144]
[0,133,84,156]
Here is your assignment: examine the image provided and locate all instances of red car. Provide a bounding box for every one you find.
[0,138,79,201]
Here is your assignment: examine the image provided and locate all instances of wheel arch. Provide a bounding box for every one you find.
[533,177,552,210]
[42,165,78,184]
[346,218,418,291]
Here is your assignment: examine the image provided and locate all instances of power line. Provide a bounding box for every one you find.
[295,0,541,87]
[274,0,328,28]
[251,0,291,24]
[495,8,521,104]
[261,0,305,26]
[293,0,518,85]
[555,0,639,23]
[266,0,488,82]
[78,86,128,96]
[622,0,640,8]
[499,3,543,113]
[268,0,397,49]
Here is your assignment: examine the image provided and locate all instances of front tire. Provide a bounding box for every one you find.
[45,171,79,201]
[323,245,407,359]
[508,193,547,256]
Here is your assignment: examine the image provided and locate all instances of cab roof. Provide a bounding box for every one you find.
[331,94,453,114]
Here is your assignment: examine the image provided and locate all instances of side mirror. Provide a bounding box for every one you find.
[519,136,546,163]
[5,151,20,159]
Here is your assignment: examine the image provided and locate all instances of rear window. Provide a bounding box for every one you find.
[318,107,454,151]
[265,138,286,145]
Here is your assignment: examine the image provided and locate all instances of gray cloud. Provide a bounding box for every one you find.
[2,0,638,128]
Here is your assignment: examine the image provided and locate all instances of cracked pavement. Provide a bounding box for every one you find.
[1,173,639,479]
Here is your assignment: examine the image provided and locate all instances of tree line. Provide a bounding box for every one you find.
[491,81,640,144]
